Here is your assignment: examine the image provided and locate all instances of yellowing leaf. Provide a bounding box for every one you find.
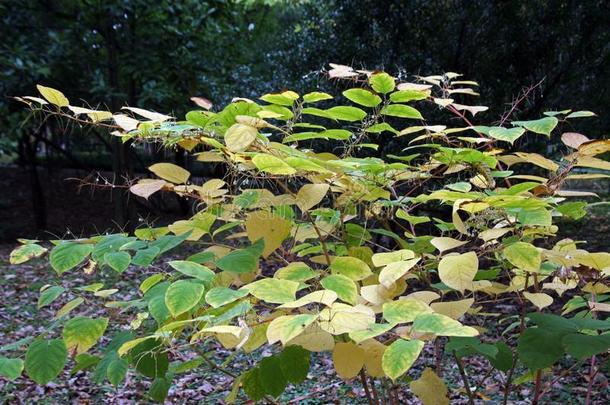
[503,242,541,272]
[523,292,553,309]
[333,342,364,379]
[266,314,317,344]
[371,249,415,266]
[438,252,478,293]
[225,124,258,152]
[383,298,432,323]
[36,84,69,107]
[286,322,335,352]
[319,303,375,335]
[149,163,190,184]
[252,154,296,175]
[410,368,449,405]
[296,183,329,212]
[278,290,338,309]
[379,258,420,288]
[382,339,424,381]
[243,279,299,304]
[245,210,292,257]
[330,256,372,281]
[430,237,468,253]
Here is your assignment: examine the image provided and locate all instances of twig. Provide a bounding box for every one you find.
[454,352,475,405]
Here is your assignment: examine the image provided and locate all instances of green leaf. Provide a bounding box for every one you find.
[320,274,358,305]
[149,376,172,403]
[63,316,109,354]
[562,333,610,360]
[168,260,215,283]
[225,123,258,152]
[50,242,93,274]
[205,287,249,308]
[0,357,23,381]
[512,117,558,136]
[216,247,259,273]
[38,286,65,308]
[366,122,398,134]
[243,279,298,304]
[488,127,526,144]
[556,201,587,220]
[412,313,478,337]
[490,342,514,372]
[325,106,367,122]
[145,282,171,324]
[279,346,310,384]
[259,355,287,397]
[107,357,128,386]
[330,256,372,281]
[104,251,131,273]
[342,88,382,107]
[381,104,423,119]
[242,368,265,401]
[303,91,333,103]
[9,243,47,264]
[71,353,100,375]
[55,297,84,319]
[37,84,69,107]
[274,262,318,282]
[503,242,541,272]
[140,273,165,294]
[165,280,205,317]
[369,72,395,94]
[390,90,429,103]
[25,339,68,385]
[129,339,169,378]
[252,154,296,175]
[260,93,295,106]
[132,247,160,267]
[382,339,424,381]
[566,110,596,119]
[383,299,432,324]
[518,328,565,370]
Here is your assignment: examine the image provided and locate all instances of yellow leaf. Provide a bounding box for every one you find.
[296,183,330,212]
[245,210,292,257]
[430,298,474,319]
[333,342,364,379]
[523,292,553,309]
[224,123,258,152]
[360,339,387,378]
[286,322,335,352]
[410,368,449,405]
[452,199,471,234]
[430,237,468,253]
[149,163,190,184]
[36,84,69,107]
[438,252,478,293]
[319,303,376,335]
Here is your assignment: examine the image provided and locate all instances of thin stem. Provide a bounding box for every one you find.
[532,369,542,405]
[585,355,597,405]
[454,352,475,405]
[359,370,374,405]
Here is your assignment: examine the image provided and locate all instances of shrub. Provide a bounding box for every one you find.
[3,65,610,404]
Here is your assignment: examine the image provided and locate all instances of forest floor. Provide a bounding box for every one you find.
[0,167,609,403]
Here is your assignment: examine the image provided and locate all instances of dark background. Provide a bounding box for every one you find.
[1,0,609,242]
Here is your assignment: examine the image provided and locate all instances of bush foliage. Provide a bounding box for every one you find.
[3,65,610,403]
